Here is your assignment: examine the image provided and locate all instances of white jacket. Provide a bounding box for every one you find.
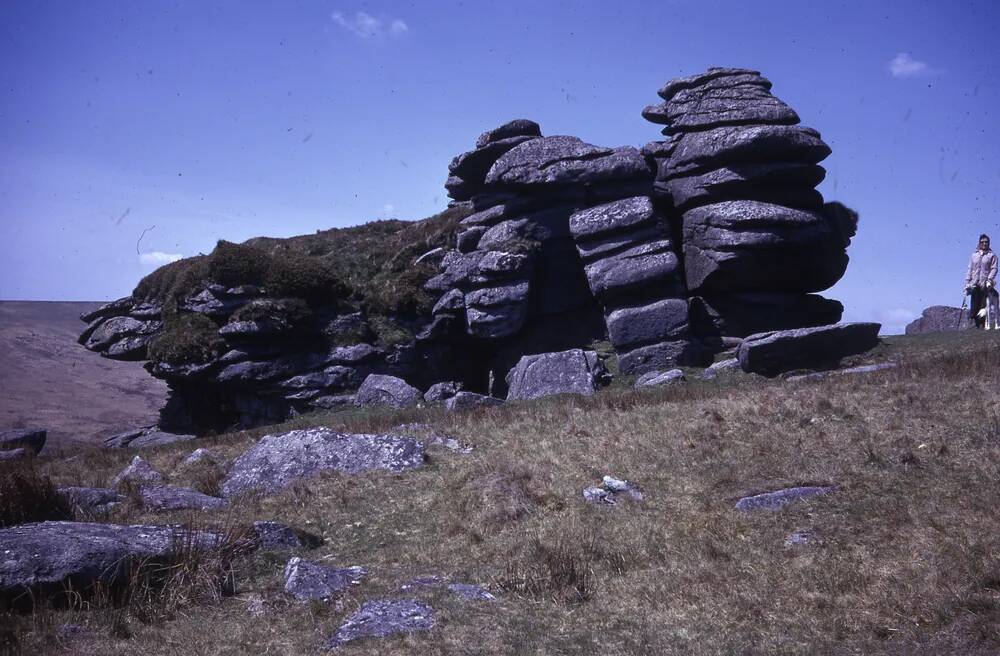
[966,249,998,288]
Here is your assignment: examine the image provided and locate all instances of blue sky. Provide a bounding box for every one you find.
[1,0,998,334]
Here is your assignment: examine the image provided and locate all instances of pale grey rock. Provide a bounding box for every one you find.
[423,381,463,404]
[701,358,740,379]
[606,298,689,349]
[635,368,685,388]
[617,339,704,376]
[444,392,504,412]
[354,374,423,409]
[111,456,164,487]
[506,349,607,401]
[138,486,228,512]
[735,486,834,511]
[569,196,657,241]
[103,426,196,449]
[56,487,123,513]
[221,427,425,497]
[284,557,366,601]
[583,240,681,300]
[486,136,650,187]
[448,583,496,601]
[327,599,435,648]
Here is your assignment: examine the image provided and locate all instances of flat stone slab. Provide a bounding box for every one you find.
[220,427,425,498]
[327,599,435,649]
[284,557,367,601]
[138,485,228,512]
[0,521,219,597]
[737,323,881,377]
[786,361,897,382]
[735,486,834,512]
[0,428,46,454]
[444,392,504,412]
[103,426,196,449]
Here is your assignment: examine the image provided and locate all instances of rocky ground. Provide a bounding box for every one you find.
[3,329,1000,655]
[0,302,168,454]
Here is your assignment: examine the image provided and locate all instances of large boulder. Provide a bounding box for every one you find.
[220,427,425,497]
[506,349,608,401]
[0,522,220,598]
[354,374,423,409]
[737,322,881,376]
[0,428,46,455]
[905,305,971,334]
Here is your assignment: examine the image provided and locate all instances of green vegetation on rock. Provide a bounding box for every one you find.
[147,313,227,366]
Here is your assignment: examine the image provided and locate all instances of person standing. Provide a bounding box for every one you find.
[965,234,998,329]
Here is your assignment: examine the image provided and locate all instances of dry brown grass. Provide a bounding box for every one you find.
[0,460,73,527]
[6,331,1000,654]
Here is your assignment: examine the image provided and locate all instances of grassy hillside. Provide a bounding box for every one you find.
[5,331,1000,655]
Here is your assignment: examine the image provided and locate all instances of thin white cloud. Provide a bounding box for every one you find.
[888,53,939,78]
[332,11,408,39]
[383,203,395,215]
[878,307,918,334]
[139,251,183,266]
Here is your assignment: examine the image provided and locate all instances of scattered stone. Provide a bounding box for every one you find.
[103,426,196,449]
[635,368,685,388]
[0,428,46,455]
[111,456,164,487]
[138,485,228,512]
[327,599,435,649]
[584,475,644,505]
[221,427,425,498]
[737,323,881,377]
[424,381,463,404]
[400,575,444,591]
[179,448,216,467]
[354,374,423,409]
[253,521,321,551]
[507,349,608,401]
[701,357,740,379]
[444,392,504,412]
[0,521,219,597]
[283,557,367,601]
[735,486,835,512]
[448,582,496,601]
[56,487,123,513]
[784,531,813,547]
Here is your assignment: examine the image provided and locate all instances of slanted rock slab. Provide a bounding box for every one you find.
[56,487,123,513]
[0,521,219,597]
[354,374,423,409]
[327,599,435,649]
[103,426,196,449]
[735,486,834,512]
[507,349,607,401]
[635,368,685,388]
[448,582,496,601]
[220,427,425,498]
[284,557,366,601]
[138,485,228,512]
[737,323,881,377]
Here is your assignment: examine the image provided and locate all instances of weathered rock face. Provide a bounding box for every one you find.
[642,67,852,350]
[79,67,861,433]
[506,349,608,401]
[905,306,972,334]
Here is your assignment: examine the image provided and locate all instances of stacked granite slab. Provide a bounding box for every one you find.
[428,121,653,346]
[642,67,853,342]
[568,196,701,373]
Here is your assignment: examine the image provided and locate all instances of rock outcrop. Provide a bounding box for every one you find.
[905,306,972,334]
[79,67,863,432]
[736,323,881,376]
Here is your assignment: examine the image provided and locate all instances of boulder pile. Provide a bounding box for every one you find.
[80,67,870,432]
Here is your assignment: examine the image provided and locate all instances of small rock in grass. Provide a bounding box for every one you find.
[784,531,813,547]
[111,455,164,487]
[447,583,496,601]
[284,557,367,601]
[735,486,834,512]
[327,599,435,648]
[635,368,685,388]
